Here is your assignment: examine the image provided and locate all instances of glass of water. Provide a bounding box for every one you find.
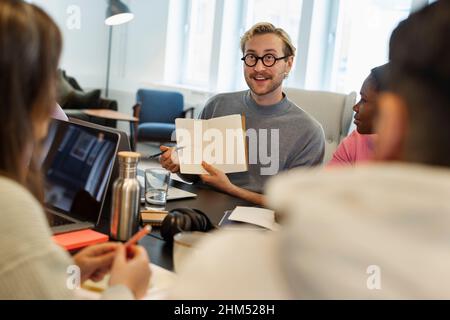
[144,168,170,210]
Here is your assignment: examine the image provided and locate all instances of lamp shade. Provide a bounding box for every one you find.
[105,0,134,26]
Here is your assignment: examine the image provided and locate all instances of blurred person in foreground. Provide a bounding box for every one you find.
[0,0,150,299]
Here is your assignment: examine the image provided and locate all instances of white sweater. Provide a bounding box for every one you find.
[0,176,133,299]
[171,164,450,299]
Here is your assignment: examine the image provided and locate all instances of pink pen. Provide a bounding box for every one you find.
[124,225,151,248]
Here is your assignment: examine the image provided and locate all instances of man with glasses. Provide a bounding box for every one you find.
[161,23,325,205]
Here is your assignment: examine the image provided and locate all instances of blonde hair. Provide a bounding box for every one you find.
[240,22,296,57]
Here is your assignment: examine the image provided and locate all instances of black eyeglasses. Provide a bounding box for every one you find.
[241,53,289,67]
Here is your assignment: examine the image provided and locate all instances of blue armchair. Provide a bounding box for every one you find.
[131,89,194,150]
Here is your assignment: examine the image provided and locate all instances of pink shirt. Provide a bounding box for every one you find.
[327,130,376,167]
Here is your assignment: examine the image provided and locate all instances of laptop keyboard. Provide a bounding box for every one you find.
[50,214,76,227]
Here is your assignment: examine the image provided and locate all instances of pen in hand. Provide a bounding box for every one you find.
[147,146,185,159]
[124,225,152,249]
[123,225,151,260]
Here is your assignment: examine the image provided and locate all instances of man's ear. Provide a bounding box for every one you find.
[285,56,294,72]
[374,92,409,162]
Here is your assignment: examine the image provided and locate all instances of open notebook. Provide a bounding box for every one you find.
[175,114,248,175]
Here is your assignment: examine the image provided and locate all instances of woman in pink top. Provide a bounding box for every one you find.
[328,64,389,166]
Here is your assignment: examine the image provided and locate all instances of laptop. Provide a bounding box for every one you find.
[68,119,196,205]
[42,119,120,235]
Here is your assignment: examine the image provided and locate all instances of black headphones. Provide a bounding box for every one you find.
[160,208,215,242]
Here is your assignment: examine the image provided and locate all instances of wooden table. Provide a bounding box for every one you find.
[82,109,138,122]
[82,109,139,148]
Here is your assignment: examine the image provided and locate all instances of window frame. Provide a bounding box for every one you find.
[180,0,219,88]
[168,0,433,93]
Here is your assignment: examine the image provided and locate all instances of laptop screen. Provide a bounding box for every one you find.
[41,119,119,223]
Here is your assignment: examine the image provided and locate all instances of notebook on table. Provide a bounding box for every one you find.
[52,229,109,251]
[219,207,280,231]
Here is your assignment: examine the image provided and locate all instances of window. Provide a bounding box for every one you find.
[167,0,429,94]
[328,0,413,93]
[182,0,216,87]
[244,0,303,45]
[169,0,304,92]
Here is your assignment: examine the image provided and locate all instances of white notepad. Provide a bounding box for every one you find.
[175,114,248,175]
[167,186,197,200]
[228,206,280,231]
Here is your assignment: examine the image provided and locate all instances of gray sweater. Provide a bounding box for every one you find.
[197,90,325,192]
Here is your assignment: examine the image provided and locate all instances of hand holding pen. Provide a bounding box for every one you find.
[109,226,151,299]
[123,225,152,259]
[147,146,185,159]
[124,225,152,249]
[158,145,183,173]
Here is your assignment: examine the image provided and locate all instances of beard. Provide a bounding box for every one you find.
[245,71,285,97]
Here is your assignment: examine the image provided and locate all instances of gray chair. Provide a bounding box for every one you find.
[285,88,357,163]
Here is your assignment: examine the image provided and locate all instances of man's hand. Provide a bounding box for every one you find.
[73,242,120,283]
[200,161,266,206]
[200,161,236,194]
[159,146,180,173]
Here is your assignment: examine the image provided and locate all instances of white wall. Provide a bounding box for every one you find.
[109,0,170,91]
[32,0,200,133]
[32,0,110,88]
[33,0,171,88]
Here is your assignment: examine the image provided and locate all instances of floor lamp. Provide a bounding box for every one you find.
[105,0,134,98]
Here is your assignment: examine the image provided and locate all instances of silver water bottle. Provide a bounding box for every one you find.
[110,151,141,241]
